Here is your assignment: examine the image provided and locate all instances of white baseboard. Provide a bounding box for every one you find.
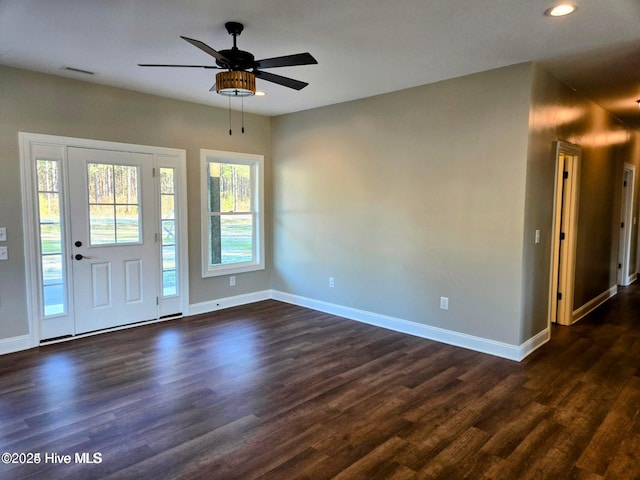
[2,289,552,362]
[271,290,547,362]
[189,290,272,316]
[518,328,550,360]
[0,334,34,355]
[572,285,617,324]
[628,273,637,285]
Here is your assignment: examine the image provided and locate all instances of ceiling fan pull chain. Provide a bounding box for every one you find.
[242,96,245,134]
[228,95,232,135]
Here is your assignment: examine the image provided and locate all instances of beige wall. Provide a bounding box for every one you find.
[0,65,272,340]
[522,64,639,341]
[271,63,533,345]
[3,61,638,353]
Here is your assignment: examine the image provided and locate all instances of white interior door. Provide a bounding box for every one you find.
[67,147,158,333]
[549,141,581,326]
[618,165,635,286]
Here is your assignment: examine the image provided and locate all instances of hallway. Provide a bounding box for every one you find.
[520,282,640,478]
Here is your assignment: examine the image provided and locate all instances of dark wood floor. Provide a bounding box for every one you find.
[1,287,640,480]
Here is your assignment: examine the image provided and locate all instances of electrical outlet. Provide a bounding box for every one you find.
[230,276,236,286]
[0,227,6,242]
[440,296,449,310]
[535,229,541,244]
[329,277,335,288]
[0,246,7,261]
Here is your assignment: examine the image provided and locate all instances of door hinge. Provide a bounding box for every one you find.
[624,180,627,187]
[557,292,562,300]
[156,296,159,305]
[153,167,157,178]
[621,222,625,229]
[563,171,569,179]
[155,232,159,243]
[619,263,622,269]
[560,232,565,241]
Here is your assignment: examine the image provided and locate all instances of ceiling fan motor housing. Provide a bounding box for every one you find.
[217,49,255,70]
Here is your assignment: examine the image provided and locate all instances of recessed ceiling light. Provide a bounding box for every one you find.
[545,4,578,17]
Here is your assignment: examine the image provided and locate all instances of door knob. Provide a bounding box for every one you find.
[74,241,82,247]
[75,254,84,260]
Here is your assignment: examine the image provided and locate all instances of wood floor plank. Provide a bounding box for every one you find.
[576,411,633,475]
[2,285,640,479]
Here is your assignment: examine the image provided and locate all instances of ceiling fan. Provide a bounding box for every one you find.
[139,21,317,96]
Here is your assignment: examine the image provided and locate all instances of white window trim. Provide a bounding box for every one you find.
[200,149,265,278]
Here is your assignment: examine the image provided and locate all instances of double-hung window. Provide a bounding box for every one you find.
[201,149,264,277]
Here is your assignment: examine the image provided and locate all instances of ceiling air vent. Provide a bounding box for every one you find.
[62,66,95,75]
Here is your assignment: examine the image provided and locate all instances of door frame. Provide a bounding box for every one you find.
[617,163,636,286]
[549,141,581,326]
[19,133,189,345]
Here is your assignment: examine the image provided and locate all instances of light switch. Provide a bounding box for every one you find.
[0,228,6,242]
[0,246,7,261]
[535,229,541,244]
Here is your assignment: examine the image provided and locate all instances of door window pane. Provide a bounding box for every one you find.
[114,165,138,204]
[89,205,116,244]
[160,168,174,194]
[87,163,141,245]
[161,195,174,220]
[43,284,65,316]
[88,163,114,204]
[162,270,177,297]
[115,205,140,243]
[40,222,62,255]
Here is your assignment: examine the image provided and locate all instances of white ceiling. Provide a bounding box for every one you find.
[1,0,639,127]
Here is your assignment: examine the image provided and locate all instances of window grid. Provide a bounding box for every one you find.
[87,163,141,245]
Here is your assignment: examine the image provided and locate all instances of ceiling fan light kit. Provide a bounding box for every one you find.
[216,70,256,96]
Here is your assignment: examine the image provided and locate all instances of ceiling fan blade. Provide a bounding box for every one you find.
[255,52,318,69]
[209,83,217,92]
[253,70,309,90]
[180,36,230,65]
[138,64,221,69]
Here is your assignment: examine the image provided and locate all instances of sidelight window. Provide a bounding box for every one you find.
[160,167,178,297]
[36,159,67,317]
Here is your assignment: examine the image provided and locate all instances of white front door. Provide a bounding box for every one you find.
[67,147,159,333]
[21,133,188,342]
